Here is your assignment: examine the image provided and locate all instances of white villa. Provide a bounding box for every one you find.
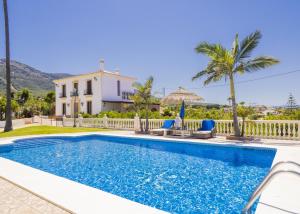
[53,62,136,117]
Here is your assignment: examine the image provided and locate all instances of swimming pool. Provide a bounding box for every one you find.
[0,135,276,213]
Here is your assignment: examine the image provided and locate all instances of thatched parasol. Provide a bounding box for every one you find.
[161,87,204,105]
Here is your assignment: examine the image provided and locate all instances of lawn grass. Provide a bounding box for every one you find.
[0,125,109,138]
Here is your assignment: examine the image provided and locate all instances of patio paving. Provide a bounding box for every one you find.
[0,177,71,214]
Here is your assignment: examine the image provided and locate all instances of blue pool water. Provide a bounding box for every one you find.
[0,135,275,213]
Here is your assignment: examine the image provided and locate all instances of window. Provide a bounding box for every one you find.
[86,80,92,95]
[62,85,66,97]
[73,82,78,92]
[62,103,66,115]
[87,101,92,114]
[117,80,120,96]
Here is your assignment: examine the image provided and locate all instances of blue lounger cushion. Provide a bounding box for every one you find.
[198,120,215,131]
[161,120,175,129]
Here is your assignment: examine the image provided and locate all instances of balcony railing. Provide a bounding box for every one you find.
[84,89,93,95]
[122,91,134,100]
[70,90,79,97]
[59,93,67,98]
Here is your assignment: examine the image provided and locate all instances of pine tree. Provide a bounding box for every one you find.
[286,93,297,110]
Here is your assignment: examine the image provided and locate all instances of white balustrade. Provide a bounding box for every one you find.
[31,116,299,140]
[3,115,299,140]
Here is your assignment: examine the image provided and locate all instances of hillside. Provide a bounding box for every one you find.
[0,59,71,96]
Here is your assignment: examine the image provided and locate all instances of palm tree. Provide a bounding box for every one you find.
[130,93,144,132]
[132,76,154,133]
[3,0,12,132]
[192,31,279,136]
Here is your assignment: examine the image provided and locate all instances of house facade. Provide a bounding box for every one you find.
[53,69,136,117]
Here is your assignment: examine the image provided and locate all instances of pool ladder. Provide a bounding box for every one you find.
[242,161,300,214]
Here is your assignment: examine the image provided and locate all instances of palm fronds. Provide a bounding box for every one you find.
[236,30,262,60]
[192,70,208,81]
[242,56,280,72]
[231,33,239,58]
[195,42,228,60]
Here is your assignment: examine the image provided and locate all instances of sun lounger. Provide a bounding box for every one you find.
[192,120,216,139]
[150,120,175,136]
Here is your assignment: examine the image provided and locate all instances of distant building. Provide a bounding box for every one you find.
[252,105,268,113]
[261,108,277,116]
[53,62,136,117]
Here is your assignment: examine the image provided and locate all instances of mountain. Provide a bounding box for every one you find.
[0,59,71,96]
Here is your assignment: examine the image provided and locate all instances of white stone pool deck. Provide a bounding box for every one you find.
[0,131,300,214]
[0,177,71,214]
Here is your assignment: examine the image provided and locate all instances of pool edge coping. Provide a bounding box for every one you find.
[1,131,300,213]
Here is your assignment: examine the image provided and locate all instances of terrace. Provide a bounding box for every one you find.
[0,119,300,213]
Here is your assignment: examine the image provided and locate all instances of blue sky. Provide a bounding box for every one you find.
[1,0,300,105]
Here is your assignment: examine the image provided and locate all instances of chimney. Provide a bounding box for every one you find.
[100,59,105,71]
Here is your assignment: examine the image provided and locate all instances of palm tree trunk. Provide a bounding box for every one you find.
[241,118,245,137]
[145,105,149,132]
[229,73,240,136]
[3,0,12,132]
[139,113,143,132]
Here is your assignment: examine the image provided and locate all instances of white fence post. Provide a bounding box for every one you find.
[78,114,83,127]
[103,114,108,128]
[134,113,140,131]
[175,113,182,129]
[294,122,300,140]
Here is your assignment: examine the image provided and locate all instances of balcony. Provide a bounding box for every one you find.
[70,90,79,97]
[122,91,135,100]
[59,93,67,98]
[84,89,93,95]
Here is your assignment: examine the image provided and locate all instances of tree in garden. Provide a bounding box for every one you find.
[0,95,19,120]
[0,96,6,120]
[3,0,12,131]
[22,97,45,117]
[0,89,58,119]
[16,88,30,105]
[44,91,56,115]
[132,76,154,133]
[192,30,279,136]
[237,102,255,137]
[15,89,32,117]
